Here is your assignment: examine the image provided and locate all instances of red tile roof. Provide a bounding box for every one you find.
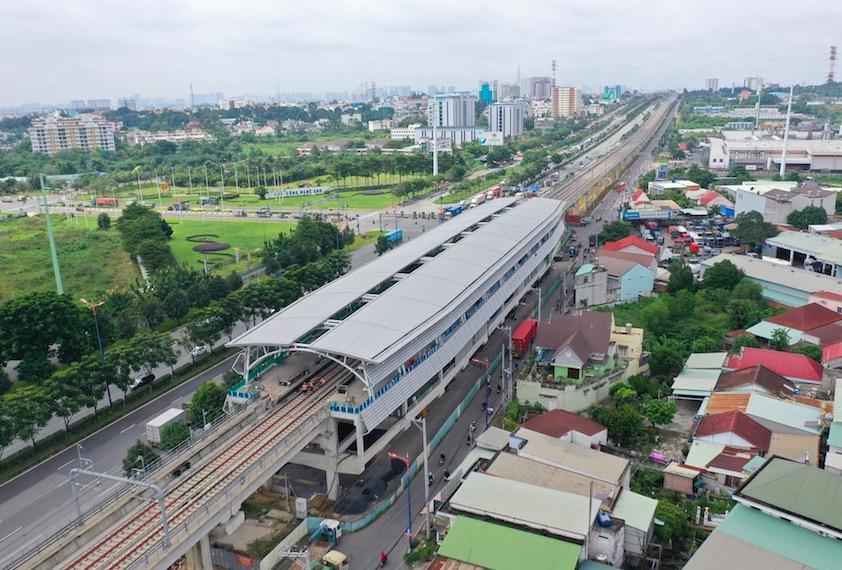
[602,235,659,256]
[813,291,842,302]
[695,410,772,451]
[766,303,842,332]
[707,450,755,473]
[632,189,645,201]
[725,329,751,339]
[521,409,607,438]
[715,365,796,399]
[699,191,721,206]
[727,348,824,383]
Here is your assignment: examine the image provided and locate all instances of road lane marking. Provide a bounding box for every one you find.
[57,459,74,470]
[119,423,136,434]
[0,526,22,543]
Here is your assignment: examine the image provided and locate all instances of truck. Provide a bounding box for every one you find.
[616,182,627,192]
[146,408,187,447]
[512,319,538,358]
[309,519,348,570]
[171,200,190,211]
[95,197,119,207]
[442,205,463,220]
[200,196,220,206]
[469,193,487,208]
[564,213,582,226]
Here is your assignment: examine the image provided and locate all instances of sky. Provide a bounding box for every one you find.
[2,0,840,106]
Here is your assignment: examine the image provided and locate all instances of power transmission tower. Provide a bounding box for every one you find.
[828,46,838,84]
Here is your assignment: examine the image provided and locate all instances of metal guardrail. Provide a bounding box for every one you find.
[4,401,252,570]
[121,408,330,570]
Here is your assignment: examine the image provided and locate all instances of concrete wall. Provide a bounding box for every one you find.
[517,369,624,414]
[619,265,654,302]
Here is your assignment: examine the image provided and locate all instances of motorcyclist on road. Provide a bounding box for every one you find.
[380,551,388,565]
[440,452,446,464]
[444,468,450,479]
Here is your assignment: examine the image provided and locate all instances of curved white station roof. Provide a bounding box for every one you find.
[229,197,564,364]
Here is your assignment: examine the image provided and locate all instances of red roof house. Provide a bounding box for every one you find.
[727,348,824,384]
[765,303,842,332]
[602,236,659,256]
[521,409,608,447]
[694,410,772,451]
[714,365,796,400]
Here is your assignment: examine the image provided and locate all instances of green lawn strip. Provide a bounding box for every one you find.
[0,347,239,484]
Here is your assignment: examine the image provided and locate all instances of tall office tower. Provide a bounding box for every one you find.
[552,87,582,118]
[478,80,499,102]
[705,78,719,92]
[488,102,524,137]
[603,85,622,100]
[29,113,117,156]
[498,83,521,100]
[428,92,477,127]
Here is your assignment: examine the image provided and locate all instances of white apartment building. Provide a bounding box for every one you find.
[427,92,476,127]
[487,102,524,137]
[552,87,582,118]
[390,123,422,140]
[29,113,116,156]
[125,129,215,146]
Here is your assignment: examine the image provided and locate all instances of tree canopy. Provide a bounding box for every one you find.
[732,211,779,252]
[787,205,828,229]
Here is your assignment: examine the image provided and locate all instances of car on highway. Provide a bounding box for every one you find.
[191,344,209,357]
[130,372,155,391]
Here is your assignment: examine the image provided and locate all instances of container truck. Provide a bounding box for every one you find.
[384,228,403,243]
[512,319,538,358]
[470,193,487,208]
[95,197,119,207]
[564,214,582,226]
[146,408,187,447]
[442,205,463,219]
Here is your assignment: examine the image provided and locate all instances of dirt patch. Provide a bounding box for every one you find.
[651,399,699,462]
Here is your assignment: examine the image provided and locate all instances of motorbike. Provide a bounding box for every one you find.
[439,453,445,466]
[428,472,434,486]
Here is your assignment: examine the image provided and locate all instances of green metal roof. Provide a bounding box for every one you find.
[684,352,728,369]
[611,491,657,533]
[438,516,581,570]
[827,422,842,449]
[717,504,842,569]
[738,457,842,532]
[575,263,596,277]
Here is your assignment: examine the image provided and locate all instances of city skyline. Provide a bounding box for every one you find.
[2,0,840,107]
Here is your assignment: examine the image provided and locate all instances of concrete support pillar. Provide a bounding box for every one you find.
[184,535,212,570]
[325,455,340,500]
[355,417,366,465]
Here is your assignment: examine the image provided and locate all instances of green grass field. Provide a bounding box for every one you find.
[0,214,138,302]
[164,217,296,272]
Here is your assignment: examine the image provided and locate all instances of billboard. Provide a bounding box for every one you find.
[477,131,504,146]
[267,186,329,199]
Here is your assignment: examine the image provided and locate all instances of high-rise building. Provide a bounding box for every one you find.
[428,92,477,127]
[744,76,763,91]
[117,98,137,111]
[603,85,622,100]
[552,87,582,118]
[85,99,112,111]
[705,78,719,92]
[488,102,524,137]
[498,83,520,100]
[522,77,552,99]
[28,113,116,156]
[478,80,498,103]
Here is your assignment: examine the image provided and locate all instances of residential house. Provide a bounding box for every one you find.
[726,179,836,223]
[763,231,842,277]
[670,352,728,399]
[694,410,772,454]
[684,457,842,570]
[574,264,609,307]
[701,253,842,307]
[698,191,734,211]
[810,290,842,313]
[713,365,796,400]
[521,409,608,448]
[601,235,660,258]
[727,347,824,385]
[575,247,656,307]
[746,302,842,345]
[822,378,842,474]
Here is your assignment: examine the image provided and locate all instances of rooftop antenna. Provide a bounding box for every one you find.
[779,85,794,178]
[828,46,838,84]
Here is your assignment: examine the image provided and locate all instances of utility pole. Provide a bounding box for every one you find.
[40,174,64,294]
[432,94,438,176]
[779,85,794,178]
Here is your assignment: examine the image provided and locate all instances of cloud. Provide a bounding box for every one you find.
[1,0,840,105]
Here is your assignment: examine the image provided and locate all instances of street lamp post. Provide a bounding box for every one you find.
[529,286,542,325]
[81,297,112,410]
[411,417,431,541]
[137,454,146,475]
[388,452,414,551]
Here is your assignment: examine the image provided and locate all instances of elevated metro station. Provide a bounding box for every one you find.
[227,196,567,497]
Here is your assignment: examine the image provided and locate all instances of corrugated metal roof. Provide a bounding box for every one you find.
[745,322,802,344]
[718,504,842,569]
[766,232,842,266]
[685,352,729,369]
[229,198,563,362]
[738,457,842,532]
[671,368,721,396]
[728,348,824,383]
[685,526,825,570]
[611,490,657,533]
[685,440,726,470]
[706,392,752,415]
[663,462,701,479]
[521,409,607,438]
[515,428,628,482]
[449,472,601,540]
[829,422,842,449]
[696,411,772,450]
[485,453,617,507]
[745,394,824,435]
[766,303,842,331]
[437,516,581,570]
